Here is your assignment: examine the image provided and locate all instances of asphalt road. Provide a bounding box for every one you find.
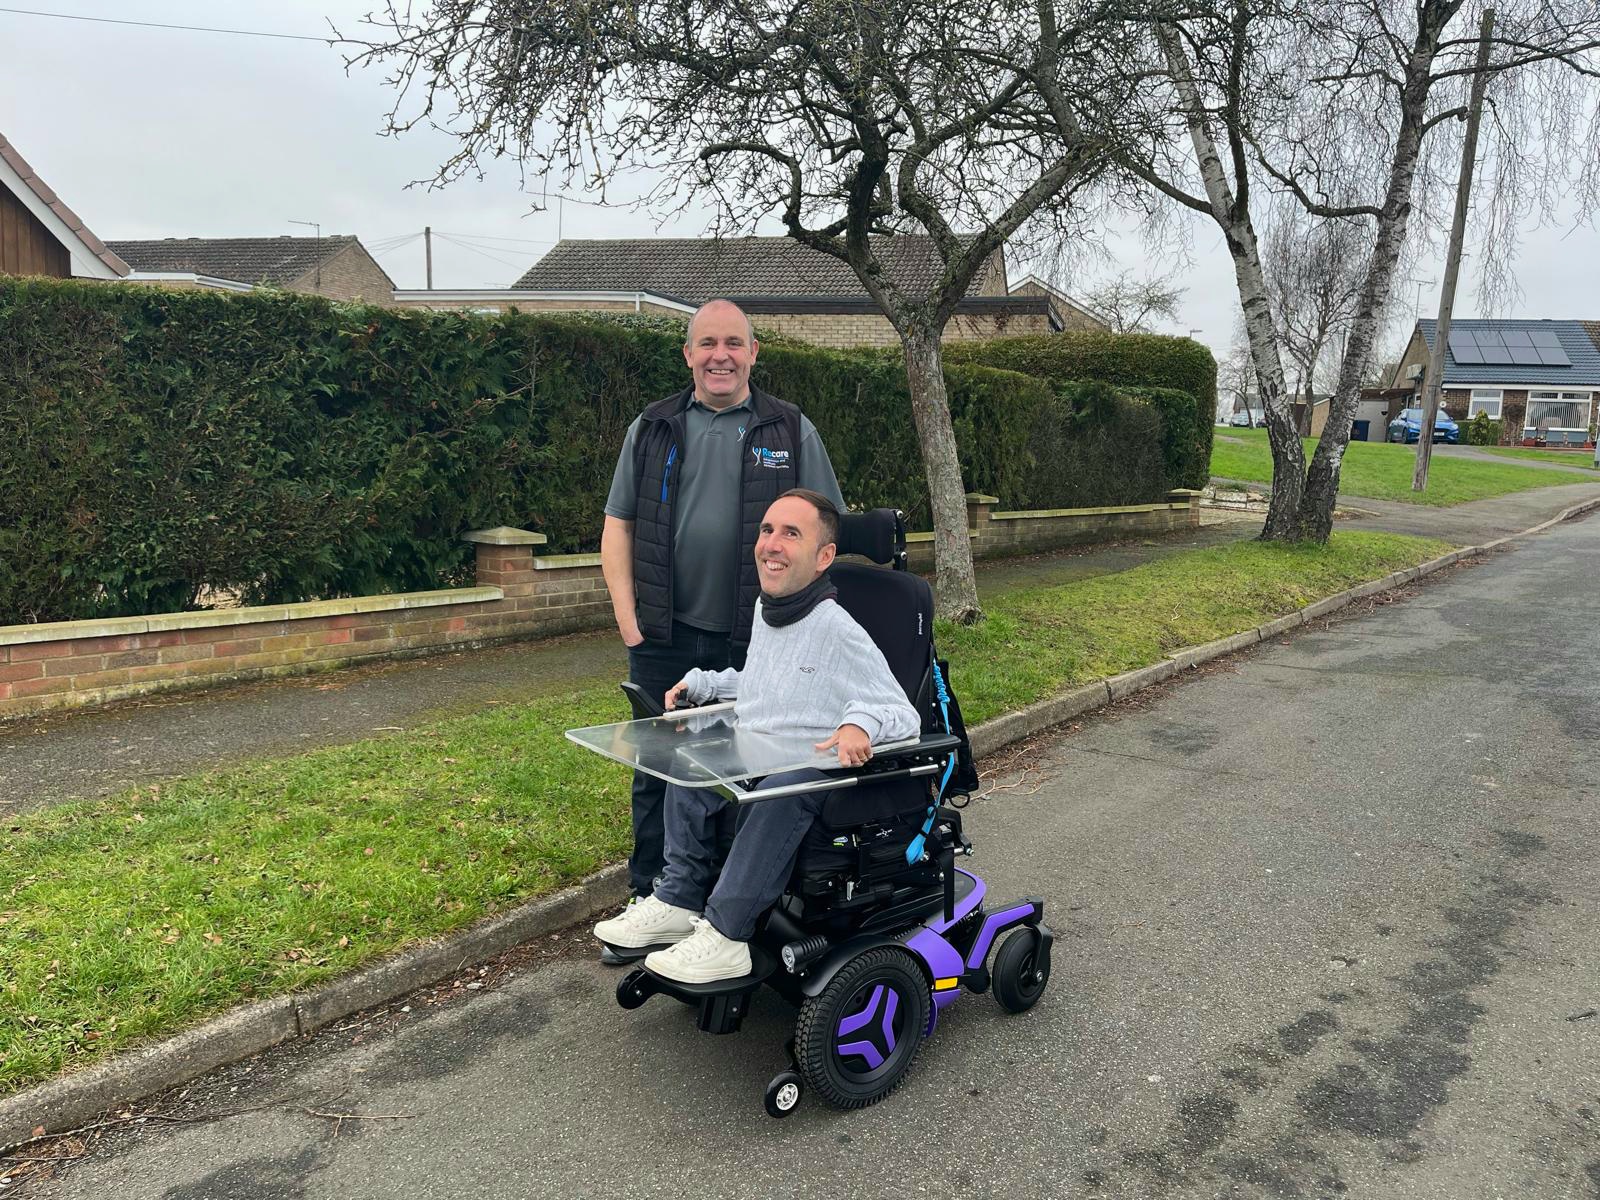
[24,514,1600,1199]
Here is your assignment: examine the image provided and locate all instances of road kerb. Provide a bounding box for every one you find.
[1105,660,1177,702]
[967,681,1111,760]
[0,997,296,1153]
[1168,630,1260,673]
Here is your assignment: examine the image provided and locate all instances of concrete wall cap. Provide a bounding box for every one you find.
[964,493,1000,504]
[463,526,548,546]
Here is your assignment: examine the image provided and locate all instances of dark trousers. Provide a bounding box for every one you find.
[626,621,746,897]
[653,769,830,942]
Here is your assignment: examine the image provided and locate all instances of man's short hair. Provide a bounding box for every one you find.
[780,488,840,547]
[685,299,756,347]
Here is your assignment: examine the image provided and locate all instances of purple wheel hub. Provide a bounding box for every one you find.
[834,983,901,1072]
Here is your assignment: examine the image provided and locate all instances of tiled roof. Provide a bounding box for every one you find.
[0,129,129,276]
[1421,318,1600,388]
[511,235,989,301]
[106,236,362,287]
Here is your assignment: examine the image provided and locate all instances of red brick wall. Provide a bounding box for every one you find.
[0,545,611,722]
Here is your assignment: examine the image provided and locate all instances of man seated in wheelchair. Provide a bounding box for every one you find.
[593,487,920,982]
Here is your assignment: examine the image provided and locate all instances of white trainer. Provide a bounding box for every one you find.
[592,895,698,949]
[644,917,752,983]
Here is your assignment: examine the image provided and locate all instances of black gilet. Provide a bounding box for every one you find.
[630,384,803,649]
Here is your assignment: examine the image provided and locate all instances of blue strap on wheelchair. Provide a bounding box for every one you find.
[906,659,958,864]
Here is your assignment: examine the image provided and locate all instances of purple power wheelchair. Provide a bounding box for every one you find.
[566,510,1052,1117]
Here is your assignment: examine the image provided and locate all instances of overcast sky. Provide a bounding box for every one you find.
[3,1,1597,369]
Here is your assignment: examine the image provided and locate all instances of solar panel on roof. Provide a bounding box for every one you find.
[1501,330,1533,347]
[1529,330,1563,349]
[1509,345,1543,365]
[1475,332,1517,364]
[1536,344,1572,367]
[1448,332,1484,363]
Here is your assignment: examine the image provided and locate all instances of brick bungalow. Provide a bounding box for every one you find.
[396,235,1097,348]
[107,235,397,303]
[1387,318,1600,446]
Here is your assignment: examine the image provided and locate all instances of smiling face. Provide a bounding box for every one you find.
[683,300,758,410]
[755,494,837,599]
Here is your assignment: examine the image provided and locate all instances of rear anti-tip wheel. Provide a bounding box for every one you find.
[992,928,1050,1013]
[794,947,929,1110]
[765,1070,804,1118]
[616,968,650,1010]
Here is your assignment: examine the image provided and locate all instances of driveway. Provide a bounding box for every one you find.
[23,516,1600,1199]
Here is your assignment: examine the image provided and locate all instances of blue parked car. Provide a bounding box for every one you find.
[1387,408,1459,444]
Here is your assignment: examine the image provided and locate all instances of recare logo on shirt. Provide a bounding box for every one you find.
[751,446,792,470]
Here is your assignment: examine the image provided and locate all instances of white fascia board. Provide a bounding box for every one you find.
[125,271,255,293]
[392,289,696,313]
[0,154,121,279]
[1442,380,1596,394]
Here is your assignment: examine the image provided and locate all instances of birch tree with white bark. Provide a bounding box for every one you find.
[1119,0,1600,541]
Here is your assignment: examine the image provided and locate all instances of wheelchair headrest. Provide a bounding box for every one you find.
[836,508,907,569]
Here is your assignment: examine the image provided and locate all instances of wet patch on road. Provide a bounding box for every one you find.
[361,990,551,1090]
[161,1146,322,1200]
[1108,828,1552,1195]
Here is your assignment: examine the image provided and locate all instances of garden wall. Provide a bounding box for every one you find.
[0,494,1199,722]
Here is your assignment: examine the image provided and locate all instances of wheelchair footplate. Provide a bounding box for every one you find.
[615,945,779,1034]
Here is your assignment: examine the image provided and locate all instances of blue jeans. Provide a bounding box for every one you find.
[626,622,745,897]
[653,769,830,942]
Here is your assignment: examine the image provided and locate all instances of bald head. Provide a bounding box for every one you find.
[682,299,760,410]
[685,299,755,347]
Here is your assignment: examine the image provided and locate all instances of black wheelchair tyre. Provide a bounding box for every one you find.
[992,928,1050,1013]
[794,947,929,1110]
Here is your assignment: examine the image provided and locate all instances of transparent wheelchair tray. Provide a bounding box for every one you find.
[565,703,916,788]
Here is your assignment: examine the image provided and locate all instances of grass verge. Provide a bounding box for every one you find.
[1470,446,1597,470]
[0,530,1449,1095]
[1211,429,1578,503]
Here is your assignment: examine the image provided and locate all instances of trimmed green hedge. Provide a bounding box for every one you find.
[0,278,1199,623]
[945,331,1217,489]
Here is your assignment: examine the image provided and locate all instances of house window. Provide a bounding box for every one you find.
[1524,390,1592,435]
[1467,389,1502,419]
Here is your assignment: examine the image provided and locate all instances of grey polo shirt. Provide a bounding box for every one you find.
[604,394,845,634]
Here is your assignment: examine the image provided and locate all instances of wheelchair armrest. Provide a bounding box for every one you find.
[718,732,964,805]
[858,732,962,769]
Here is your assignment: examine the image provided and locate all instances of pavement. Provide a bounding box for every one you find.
[4,477,1600,817]
[16,495,1600,1198]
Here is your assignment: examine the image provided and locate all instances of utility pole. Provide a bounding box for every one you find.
[1414,8,1495,492]
[424,226,433,289]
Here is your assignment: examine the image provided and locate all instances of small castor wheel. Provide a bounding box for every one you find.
[992,928,1051,1013]
[616,968,650,1010]
[765,1070,804,1118]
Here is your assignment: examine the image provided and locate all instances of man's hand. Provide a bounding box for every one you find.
[664,677,693,711]
[816,723,872,767]
[620,624,645,648]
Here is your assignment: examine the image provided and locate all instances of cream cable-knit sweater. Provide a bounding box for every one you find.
[681,598,920,745]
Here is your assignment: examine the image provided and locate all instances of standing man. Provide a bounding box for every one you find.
[601,299,845,909]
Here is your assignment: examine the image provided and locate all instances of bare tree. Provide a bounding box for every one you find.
[1116,1,1600,541]
[342,1,1153,623]
[1260,205,1368,435]
[1082,268,1187,333]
